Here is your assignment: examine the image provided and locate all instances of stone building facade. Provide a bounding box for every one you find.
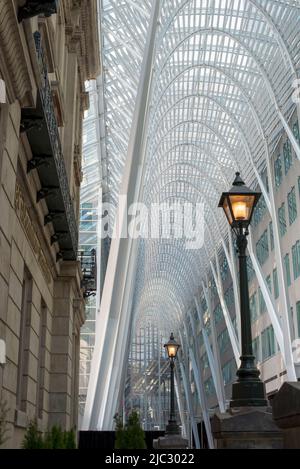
[0,0,100,448]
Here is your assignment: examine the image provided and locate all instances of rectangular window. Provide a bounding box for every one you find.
[278,203,287,237]
[290,306,295,342]
[17,267,33,411]
[293,121,300,144]
[259,287,266,315]
[292,240,300,280]
[214,303,223,325]
[274,155,283,187]
[269,222,274,251]
[256,230,269,265]
[217,328,230,354]
[297,302,300,338]
[224,286,234,311]
[262,325,275,360]
[252,335,261,363]
[247,257,255,282]
[283,140,292,174]
[220,257,229,281]
[222,360,237,386]
[253,196,267,227]
[204,376,215,397]
[250,292,258,323]
[284,253,291,287]
[273,269,279,299]
[288,187,297,225]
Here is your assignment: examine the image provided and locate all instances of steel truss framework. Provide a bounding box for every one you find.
[82,0,300,439]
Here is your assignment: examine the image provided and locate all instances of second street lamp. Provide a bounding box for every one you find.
[219,172,267,408]
[164,333,180,434]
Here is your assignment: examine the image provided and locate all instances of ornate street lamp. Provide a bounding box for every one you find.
[164,333,180,434]
[219,172,267,407]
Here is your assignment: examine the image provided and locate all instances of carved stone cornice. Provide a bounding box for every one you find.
[64,0,100,81]
[80,0,100,80]
[73,144,83,186]
[0,1,36,106]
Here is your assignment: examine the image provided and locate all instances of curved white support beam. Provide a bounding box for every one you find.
[188,347,214,449]
[179,361,201,449]
[178,325,214,449]
[155,0,296,79]
[83,0,161,430]
[208,257,240,366]
[174,370,188,439]
[194,297,226,413]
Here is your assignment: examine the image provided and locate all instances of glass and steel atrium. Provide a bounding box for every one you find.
[79,0,300,446]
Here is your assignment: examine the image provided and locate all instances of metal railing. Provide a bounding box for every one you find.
[78,249,97,298]
[34,31,78,257]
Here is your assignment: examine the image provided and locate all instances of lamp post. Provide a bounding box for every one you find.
[218,172,267,407]
[164,333,180,434]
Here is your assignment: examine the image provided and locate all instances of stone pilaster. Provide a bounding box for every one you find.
[49,261,83,430]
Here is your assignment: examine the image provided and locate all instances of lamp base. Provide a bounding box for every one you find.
[166,420,180,435]
[230,355,267,408]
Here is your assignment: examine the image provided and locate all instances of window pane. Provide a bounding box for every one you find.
[256,230,269,265]
[283,140,292,174]
[269,222,274,251]
[297,302,300,338]
[284,254,291,287]
[252,335,260,363]
[250,292,258,323]
[273,269,279,299]
[259,287,266,315]
[288,187,297,225]
[278,204,287,237]
[292,241,300,280]
[274,155,282,188]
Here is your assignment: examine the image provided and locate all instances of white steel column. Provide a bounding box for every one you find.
[83,0,161,430]
[179,321,214,449]
[174,370,188,439]
[209,257,240,365]
[193,297,226,413]
[101,229,140,428]
[178,361,201,449]
[189,347,214,449]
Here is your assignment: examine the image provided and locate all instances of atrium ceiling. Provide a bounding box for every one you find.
[100,0,300,333]
[82,0,300,430]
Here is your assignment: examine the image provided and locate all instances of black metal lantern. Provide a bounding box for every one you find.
[164,333,180,434]
[218,172,267,408]
[164,332,180,359]
[218,172,261,231]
